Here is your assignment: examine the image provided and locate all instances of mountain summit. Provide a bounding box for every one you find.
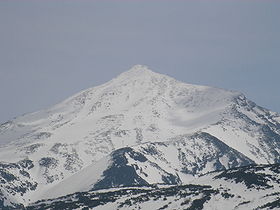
[118,64,153,76]
[108,65,164,85]
[0,65,280,208]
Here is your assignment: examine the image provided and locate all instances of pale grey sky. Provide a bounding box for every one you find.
[0,0,280,123]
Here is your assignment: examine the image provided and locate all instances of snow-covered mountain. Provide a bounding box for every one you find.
[0,65,280,208]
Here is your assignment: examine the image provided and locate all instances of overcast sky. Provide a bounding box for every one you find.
[0,0,280,123]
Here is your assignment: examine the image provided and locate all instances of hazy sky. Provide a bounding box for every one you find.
[0,0,280,123]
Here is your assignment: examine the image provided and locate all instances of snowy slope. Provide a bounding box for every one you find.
[0,65,280,208]
[27,163,280,210]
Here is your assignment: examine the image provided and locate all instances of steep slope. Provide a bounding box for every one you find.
[0,65,280,207]
[26,163,280,210]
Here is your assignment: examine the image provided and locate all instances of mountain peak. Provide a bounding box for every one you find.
[116,65,158,81]
[129,64,151,72]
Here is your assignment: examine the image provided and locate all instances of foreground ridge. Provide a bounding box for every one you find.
[26,163,280,210]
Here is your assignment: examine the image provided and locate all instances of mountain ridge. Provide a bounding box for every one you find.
[26,163,280,210]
